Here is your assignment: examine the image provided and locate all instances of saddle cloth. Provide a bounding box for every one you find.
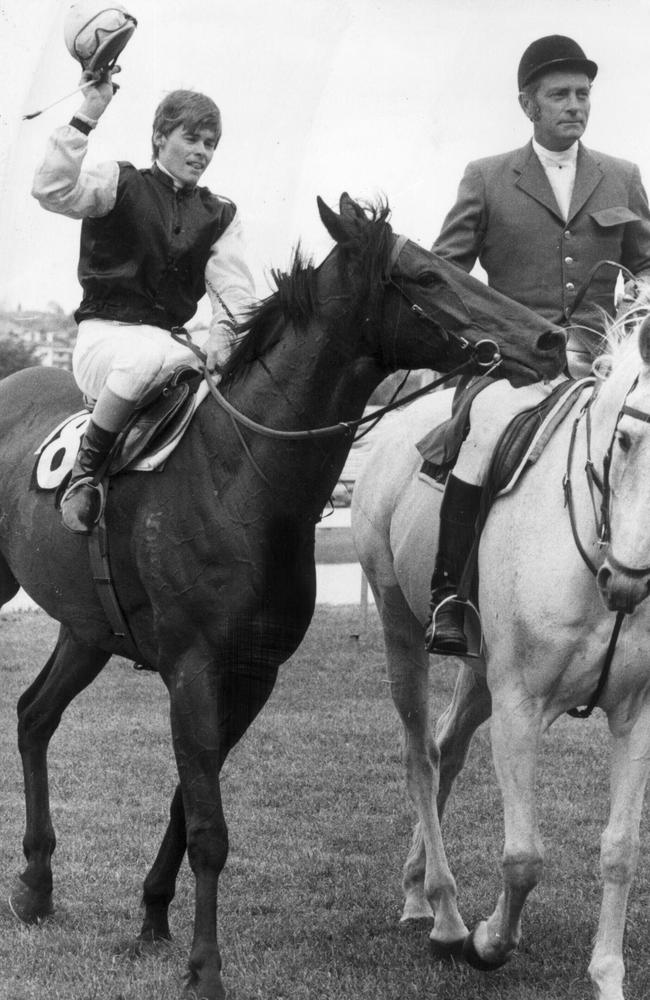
[32,372,209,493]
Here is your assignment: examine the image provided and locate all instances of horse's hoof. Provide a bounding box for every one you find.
[8,877,54,925]
[117,934,173,959]
[429,935,466,961]
[462,926,508,971]
[182,972,225,1000]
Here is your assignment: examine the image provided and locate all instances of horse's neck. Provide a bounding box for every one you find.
[217,319,384,515]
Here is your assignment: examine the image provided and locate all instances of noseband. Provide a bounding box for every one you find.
[385,234,502,374]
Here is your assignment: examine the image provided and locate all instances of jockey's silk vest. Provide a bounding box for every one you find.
[75,163,236,330]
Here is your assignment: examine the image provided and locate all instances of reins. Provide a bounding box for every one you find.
[172,230,504,443]
[563,381,622,718]
[562,370,650,718]
[200,354,494,441]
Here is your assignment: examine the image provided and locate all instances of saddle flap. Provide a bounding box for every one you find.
[108,367,203,475]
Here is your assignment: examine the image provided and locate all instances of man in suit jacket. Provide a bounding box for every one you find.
[425,34,650,655]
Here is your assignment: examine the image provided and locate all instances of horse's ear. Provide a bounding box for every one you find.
[317,195,351,245]
[639,315,650,365]
[339,191,365,221]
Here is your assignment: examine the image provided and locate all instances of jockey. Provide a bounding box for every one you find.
[32,71,256,534]
[424,34,650,655]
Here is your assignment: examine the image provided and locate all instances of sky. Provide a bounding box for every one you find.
[1,0,649,321]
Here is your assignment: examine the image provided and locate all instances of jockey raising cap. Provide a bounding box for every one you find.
[151,90,223,161]
[517,35,598,92]
[31,57,256,534]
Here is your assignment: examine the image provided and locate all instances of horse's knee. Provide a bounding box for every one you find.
[17,703,60,750]
[403,735,440,774]
[186,822,229,876]
[600,830,639,884]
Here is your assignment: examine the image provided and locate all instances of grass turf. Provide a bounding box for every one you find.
[0,606,649,999]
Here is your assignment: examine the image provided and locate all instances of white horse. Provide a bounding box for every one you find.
[352,315,650,1000]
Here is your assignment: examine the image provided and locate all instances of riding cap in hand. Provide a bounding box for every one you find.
[64,0,137,74]
[517,35,598,91]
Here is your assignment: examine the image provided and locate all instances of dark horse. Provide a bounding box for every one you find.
[1,193,564,999]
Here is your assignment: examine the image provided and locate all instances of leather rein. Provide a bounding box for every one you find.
[563,375,650,717]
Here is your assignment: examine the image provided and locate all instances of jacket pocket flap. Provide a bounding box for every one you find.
[590,207,640,227]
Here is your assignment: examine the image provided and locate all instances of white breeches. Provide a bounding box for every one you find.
[453,375,568,485]
[72,319,203,403]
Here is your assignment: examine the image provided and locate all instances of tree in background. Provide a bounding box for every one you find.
[0,339,40,379]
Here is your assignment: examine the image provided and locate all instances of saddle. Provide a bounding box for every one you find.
[33,366,207,496]
[420,376,594,605]
[106,365,204,474]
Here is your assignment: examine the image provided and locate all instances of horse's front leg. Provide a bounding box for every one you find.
[588,699,650,1000]
[168,647,278,1000]
[464,690,544,970]
[379,584,468,950]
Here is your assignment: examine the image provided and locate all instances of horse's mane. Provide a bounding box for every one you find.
[219,200,393,382]
[596,279,650,377]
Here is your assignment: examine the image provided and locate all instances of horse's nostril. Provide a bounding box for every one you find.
[537,330,566,354]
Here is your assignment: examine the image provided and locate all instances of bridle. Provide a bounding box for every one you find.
[563,374,650,718]
[179,231,503,442]
[383,235,503,374]
[567,375,650,576]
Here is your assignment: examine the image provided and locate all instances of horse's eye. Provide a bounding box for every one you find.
[615,429,632,453]
[417,272,438,288]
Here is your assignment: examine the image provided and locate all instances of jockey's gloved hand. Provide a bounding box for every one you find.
[76,66,119,122]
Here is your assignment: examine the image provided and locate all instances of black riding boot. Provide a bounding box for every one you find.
[60,420,119,535]
[424,475,483,655]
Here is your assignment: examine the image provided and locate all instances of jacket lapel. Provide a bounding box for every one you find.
[567,145,603,221]
[513,141,604,223]
[514,142,564,220]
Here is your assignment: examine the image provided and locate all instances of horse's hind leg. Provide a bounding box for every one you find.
[377,582,468,949]
[10,625,110,924]
[0,553,20,608]
[436,663,491,818]
[135,783,186,948]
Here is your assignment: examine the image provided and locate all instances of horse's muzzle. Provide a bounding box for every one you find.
[596,560,650,614]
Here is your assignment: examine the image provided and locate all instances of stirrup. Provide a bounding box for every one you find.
[60,476,106,534]
[425,594,483,658]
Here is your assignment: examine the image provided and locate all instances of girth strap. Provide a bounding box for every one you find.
[87,506,141,664]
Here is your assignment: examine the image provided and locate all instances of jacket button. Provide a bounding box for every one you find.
[564,230,571,238]
[566,282,575,290]
[564,256,574,264]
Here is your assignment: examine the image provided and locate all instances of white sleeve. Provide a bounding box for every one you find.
[31,124,119,220]
[205,209,257,328]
